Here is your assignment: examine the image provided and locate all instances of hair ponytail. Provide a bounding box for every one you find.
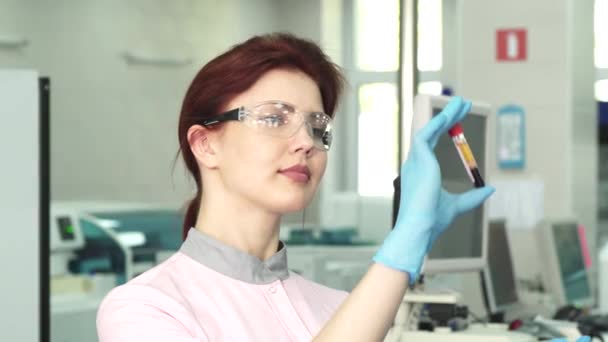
[183,191,201,240]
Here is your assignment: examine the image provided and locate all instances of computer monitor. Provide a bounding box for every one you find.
[483,219,520,313]
[536,219,594,307]
[397,94,491,273]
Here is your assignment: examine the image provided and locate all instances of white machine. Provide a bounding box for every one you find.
[50,201,182,342]
[50,203,120,342]
[483,219,526,319]
[385,287,586,341]
[50,202,128,296]
[535,219,594,308]
[481,219,561,324]
[52,200,184,281]
[385,289,537,342]
[387,327,536,342]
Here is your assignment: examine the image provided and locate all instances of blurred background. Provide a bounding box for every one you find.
[0,0,606,340]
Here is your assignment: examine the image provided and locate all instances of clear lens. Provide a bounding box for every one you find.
[246,102,297,134]
[308,113,333,151]
[241,101,333,151]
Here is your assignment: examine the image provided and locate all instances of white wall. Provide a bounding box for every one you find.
[453,0,597,276]
[459,0,567,211]
[0,0,244,205]
[0,0,326,225]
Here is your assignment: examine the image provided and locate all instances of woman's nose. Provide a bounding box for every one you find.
[289,121,315,154]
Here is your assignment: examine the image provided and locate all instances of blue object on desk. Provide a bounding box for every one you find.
[319,228,357,245]
[288,229,315,244]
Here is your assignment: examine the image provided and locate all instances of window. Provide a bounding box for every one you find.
[417,0,442,72]
[352,0,400,196]
[355,0,400,72]
[417,0,443,97]
[418,81,443,95]
[596,79,608,101]
[596,0,608,68]
[351,0,443,195]
[596,0,607,100]
[358,83,399,196]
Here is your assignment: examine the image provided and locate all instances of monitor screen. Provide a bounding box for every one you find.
[487,220,518,308]
[552,223,591,303]
[427,109,486,260]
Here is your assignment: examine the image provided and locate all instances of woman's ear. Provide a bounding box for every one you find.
[187,125,220,169]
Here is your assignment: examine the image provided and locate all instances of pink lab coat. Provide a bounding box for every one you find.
[97,228,349,341]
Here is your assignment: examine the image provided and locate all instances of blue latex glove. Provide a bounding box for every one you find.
[373,96,495,284]
[551,337,591,342]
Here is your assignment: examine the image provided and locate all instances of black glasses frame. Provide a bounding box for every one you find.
[199,108,241,127]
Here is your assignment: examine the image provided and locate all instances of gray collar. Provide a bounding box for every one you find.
[179,228,290,284]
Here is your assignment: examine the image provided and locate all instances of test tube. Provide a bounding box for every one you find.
[448,123,485,188]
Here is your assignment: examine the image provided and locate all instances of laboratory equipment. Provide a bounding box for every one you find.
[395,94,491,274]
[509,318,565,339]
[53,200,184,283]
[388,288,536,342]
[394,289,463,331]
[49,203,103,299]
[50,203,87,290]
[535,219,594,307]
[389,290,585,341]
[482,219,522,316]
[391,328,536,342]
[50,202,121,342]
[50,201,185,342]
[520,316,588,340]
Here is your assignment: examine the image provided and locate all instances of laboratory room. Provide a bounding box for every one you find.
[1,0,607,341]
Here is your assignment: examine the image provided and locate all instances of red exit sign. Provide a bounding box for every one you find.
[496,29,527,62]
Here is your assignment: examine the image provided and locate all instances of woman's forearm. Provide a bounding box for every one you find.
[313,263,409,342]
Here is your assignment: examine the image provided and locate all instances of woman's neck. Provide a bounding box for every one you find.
[193,194,282,261]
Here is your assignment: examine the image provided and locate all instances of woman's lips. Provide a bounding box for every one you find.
[279,170,310,183]
[278,164,311,183]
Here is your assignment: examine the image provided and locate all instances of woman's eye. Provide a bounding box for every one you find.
[259,115,286,127]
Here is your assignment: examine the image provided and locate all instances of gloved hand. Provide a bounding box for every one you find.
[372,96,495,284]
[550,336,591,342]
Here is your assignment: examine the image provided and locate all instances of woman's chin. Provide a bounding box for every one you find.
[257,183,317,213]
[270,197,311,214]
[279,204,307,214]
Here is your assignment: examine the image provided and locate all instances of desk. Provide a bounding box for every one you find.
[384,324,535,341]
[51,293,105,342]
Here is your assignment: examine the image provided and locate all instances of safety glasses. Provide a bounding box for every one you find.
[199,100,333,151]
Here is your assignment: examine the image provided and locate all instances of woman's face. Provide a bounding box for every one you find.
[214,69,328,214]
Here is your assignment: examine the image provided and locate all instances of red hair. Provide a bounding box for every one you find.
[177,33,346,239]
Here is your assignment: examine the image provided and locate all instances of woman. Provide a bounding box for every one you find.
[96,33,576,341]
